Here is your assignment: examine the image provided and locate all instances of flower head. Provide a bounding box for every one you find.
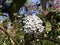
[23,15,44,33]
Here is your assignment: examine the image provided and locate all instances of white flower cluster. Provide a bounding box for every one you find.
[23,15,44,33]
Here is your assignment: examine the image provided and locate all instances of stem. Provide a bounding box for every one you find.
[29,37,60,44]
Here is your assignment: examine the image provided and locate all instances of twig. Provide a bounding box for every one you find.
[0,25,21,45]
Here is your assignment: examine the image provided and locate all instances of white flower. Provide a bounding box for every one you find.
[58,22,60,25]
[23,15,44,33]
[58,36,60,38]
[24,29,29,33]
[39,26,44,32]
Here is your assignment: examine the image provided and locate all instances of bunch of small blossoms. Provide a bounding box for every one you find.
[23,15,44,33]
